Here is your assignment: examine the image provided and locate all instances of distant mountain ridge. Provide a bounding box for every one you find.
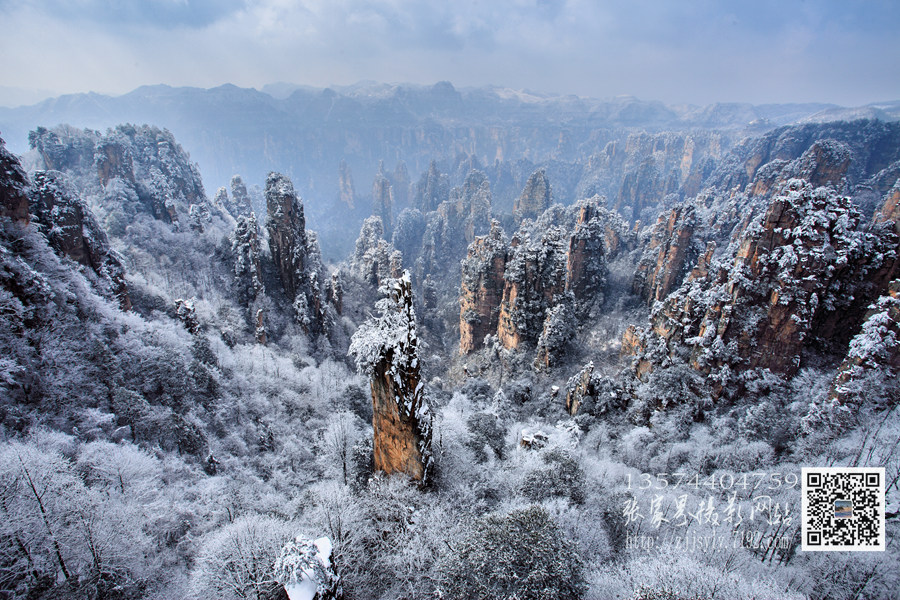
[3,81,895,175]
[2,81,898,258]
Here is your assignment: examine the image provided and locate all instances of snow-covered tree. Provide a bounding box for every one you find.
[436,505,585,600]
[348,272,432,483]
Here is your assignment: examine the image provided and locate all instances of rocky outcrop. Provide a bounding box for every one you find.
[30,170,131,310]
[372,167,394,239]
[459,221,508,354]
[534,303,571,369]
[1,135,30,224]
[327,271,343,315]
[174,298,200,334]
[232,213,264,308]
[390,161,411,211]
[266,172,328,335]
[216,175,254,219]
[255,309,267,345]
[750,140,852,197]
[338,159,355,210]
[829,280,900,405]
[420,169,492,279]
[349,273,432,483]
[566,199,611,304]
[630,135,866,310]
[563,361,622,416]
[497,227,568,350]
[230,175,252,216]
[707,121,900,195]
[632,204,697,305]
[565,362,596,416]
[626,180,888,397]
[351,216,402,288]
[29,125,98,174]
[458,198,620,358]
[30,124,206,227]
[513,169,551,221]
[267,172,309,298]
[586,132,726,223]
[415,160,449,213]
[871,182,900,286]
[96,138,135,186]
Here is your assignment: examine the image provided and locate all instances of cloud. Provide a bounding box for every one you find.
[0,0,898,105]
[2,0,244,29]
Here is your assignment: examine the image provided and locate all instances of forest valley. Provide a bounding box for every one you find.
[0,117,899,600]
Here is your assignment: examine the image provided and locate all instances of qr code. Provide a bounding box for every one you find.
[801,467,885,551]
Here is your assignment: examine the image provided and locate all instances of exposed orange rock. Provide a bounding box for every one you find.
[871,184,900,287]
[565,361,594,416]
[632,204,696,305]
[565,200,607,301]
[371,356,428,480]
[497,228,567,350]
[255,309,267,345]
[352,274,432,483]
[96,139,135,187]
[459,221,508,354]
[688,242,717,282]
[629,180,883,392]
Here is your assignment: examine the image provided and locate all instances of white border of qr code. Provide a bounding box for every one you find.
[801,467,885,552]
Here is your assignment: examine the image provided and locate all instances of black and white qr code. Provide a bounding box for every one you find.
[801,467,885,551]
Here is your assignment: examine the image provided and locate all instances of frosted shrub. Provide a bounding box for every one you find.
[190,514,296,600]
[435,505,586,600]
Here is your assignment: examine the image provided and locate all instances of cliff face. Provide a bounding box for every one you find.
[265,172,328,335]
[1,135,30,224]
[30,124,207,227]
[497,226,568,349]
[632,204,697,305]
[339,159,356,210]
[871,182,900,286]
[372,168,394,239]
[96,138,135,187]
[749,140,852,198]
[626,180,891,397]
[829,280,900,405]
[459,221,508,354]
[707,121,900,195]
[267,172,308,298]
[459,197,622,357]
[420,169,492,280]
[232,213,264,309]
[351,216,403,288]
[216,175,253,219]
[627,129,888,311]
[513,168,551,221]
[565,361,596,416]
[415,160,449,213]
[577,132,726,223]
[29,170,131,310]
[349,274,432,483]
[29,125,98,174]
[565,196,635,306]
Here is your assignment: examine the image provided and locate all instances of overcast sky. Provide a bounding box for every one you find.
[1,0,898,107]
